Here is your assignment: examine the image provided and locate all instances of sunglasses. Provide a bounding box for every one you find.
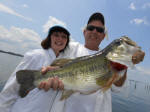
[86,25,105,33]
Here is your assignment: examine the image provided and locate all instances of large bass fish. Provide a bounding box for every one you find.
[16,36,144,100]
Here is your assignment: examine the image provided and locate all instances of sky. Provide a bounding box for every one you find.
[0,0,150,80]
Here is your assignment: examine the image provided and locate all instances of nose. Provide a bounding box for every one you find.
[92,28,97,33]
[56,35,63,40]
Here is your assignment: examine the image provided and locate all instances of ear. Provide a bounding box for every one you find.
[102,33,105,40]
[83,29,86,36]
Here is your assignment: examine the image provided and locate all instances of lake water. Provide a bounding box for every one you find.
[112,80,150,112]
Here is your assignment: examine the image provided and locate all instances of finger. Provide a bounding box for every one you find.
[52,77,59,90]
[44,78,53,91]
[38,81,45,89]
[132,57,137,64]
[47,66,60,71]
[38,81,43,89]
[58,80,64,90]
[47,66,54,71]
[41,67,47,75]
[44,81,51,91]
[140,52,145,61]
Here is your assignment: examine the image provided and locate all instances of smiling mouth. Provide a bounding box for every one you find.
[55,42,64,46]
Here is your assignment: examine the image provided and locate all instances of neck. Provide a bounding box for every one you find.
[53,49,59,57]
[84,44,99,51]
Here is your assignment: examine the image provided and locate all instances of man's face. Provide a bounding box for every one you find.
[84,20,105,50]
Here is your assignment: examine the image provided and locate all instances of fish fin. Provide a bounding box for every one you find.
[16,70,40,97]
[51,58,73,67]
[60,90,74,100]
[102,72,118,92]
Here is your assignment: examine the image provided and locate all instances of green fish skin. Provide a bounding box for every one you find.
[16,36,144,100]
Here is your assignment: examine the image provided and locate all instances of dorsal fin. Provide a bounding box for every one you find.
[51,58,73,67]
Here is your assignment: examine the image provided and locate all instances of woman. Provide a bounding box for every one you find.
[0,26,70,112]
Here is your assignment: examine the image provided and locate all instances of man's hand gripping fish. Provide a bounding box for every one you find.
[16,36,145,100]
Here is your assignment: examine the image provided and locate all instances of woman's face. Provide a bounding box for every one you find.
[51,32,68,52]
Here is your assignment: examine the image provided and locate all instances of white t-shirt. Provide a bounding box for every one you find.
[53,42,113,112]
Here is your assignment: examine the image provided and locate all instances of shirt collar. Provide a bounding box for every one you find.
[47,48,56,59]
[84,47,101,54]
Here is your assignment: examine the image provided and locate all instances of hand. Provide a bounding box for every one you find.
[41,66,59,75]
[113,69,127,87]
[38,76,64,91]
[132,50,145,64]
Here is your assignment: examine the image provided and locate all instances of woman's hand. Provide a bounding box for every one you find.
[38,77,64,91]
[41,66,59,74]
[38,66,64,91]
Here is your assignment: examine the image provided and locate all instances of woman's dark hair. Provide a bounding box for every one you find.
[41,26,70,52]
[87,12,105,25]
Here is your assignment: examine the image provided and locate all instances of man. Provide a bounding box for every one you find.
[56,12,126,112]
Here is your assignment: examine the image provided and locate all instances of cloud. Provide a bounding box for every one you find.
[129,2,136,10]
[43,16,66,33]
[135,66,150,75]
[142,2,150,9]
[0,25,41,53]
[128,66,150,84]
[130,17,149,25]
[0,3,32,21]
[129,65,150,75]
[22,4,28,8]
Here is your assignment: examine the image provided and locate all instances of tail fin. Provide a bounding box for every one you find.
[16,70,39,98]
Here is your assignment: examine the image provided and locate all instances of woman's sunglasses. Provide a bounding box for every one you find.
[86,25,105,33]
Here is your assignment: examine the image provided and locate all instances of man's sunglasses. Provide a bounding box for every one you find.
[86,25,105,33]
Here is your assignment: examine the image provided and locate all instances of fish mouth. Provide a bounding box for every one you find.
[110,61,127,71]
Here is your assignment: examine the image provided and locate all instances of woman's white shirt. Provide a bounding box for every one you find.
[0,48,56,112]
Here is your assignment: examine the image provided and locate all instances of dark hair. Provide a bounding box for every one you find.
[41,26,70,52]
[87,12,105,25]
